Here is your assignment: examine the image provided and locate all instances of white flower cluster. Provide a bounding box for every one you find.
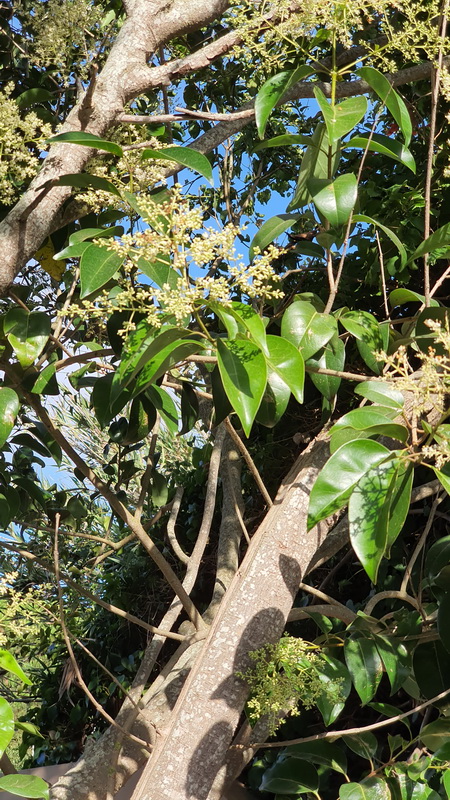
[0,84,52,205]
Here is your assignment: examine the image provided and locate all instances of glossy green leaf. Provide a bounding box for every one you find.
[217,339,267,437]
[253,133,311,150]
[340,310,383,349]
[413,640,450,699]
[0,388,20,448]
[265,335,305,403]
[345,133,416,172]
[210,366,233,426]
[308,439,389,529]
[47,130,123,156]
[145,385,179,435]
[288,122,340,211]
[443,769,450,797]
[415,307,450,356]
[438,593,450,655]
[53,240,93,261]
[56,173,121,196]
[353,214,407,268]
[349,457,402,583]
[316,653,352,725]
[308,173,358,227]
[138,255,179,289]
[354,381,404,409]
[16,87,54,108]
[344,636,383,703]
[133,340,202,397]
[255,65,315,138]
[340,777,390,800]
[410,221,450,262]
[4,309,50,367]
[68,225,124,245]
[389,288,437,307]
[31,363,58,395]
[0,649,31,684]
[421,718,450,752]
[0,696,14,755]
[151,472,169,507]
[180,383,199,435]
[260,758,319,794]
[307,333,345,401]
[356,66,412,145]
[385,462,413,555]
[286,739,347,775]
[343,732,378,762]
[314,89,367,142]
[426,535,450,582]
[92,374,129,428]
[249,214,300,261]
[228,301,268,355]
[281,300,336,356]
[141,146,213,185]
[331,407,403,433]
[373,634,411,694]
[80,243,124,298]
[113,325,189,395]
[0,774,49,799]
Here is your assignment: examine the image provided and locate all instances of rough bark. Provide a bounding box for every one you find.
[0,0,232,294]
[130,432,332,800]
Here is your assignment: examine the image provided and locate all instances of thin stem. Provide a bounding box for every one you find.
[224,418,273,507]
[423,3,448,305]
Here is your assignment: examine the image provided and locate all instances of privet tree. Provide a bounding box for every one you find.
[2,2,450,800]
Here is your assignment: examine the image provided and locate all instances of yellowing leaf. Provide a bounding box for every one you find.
[34,239,66,281]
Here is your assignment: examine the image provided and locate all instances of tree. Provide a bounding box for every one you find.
[2,2,450,800]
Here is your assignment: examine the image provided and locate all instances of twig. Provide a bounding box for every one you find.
[423,2,449,305]
[376,229,390,318]
[224,418,273,507]
[299,581,351,616]
[249,685,450,749]
[364,589,420,616]
[135,418,160,520]
[53,514,152,753]
[400,490,443,596]
[166,487,189,564]
[287,604,356,625]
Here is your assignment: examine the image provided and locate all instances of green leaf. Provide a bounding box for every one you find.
[53,240,93,261]
[0,388,20,448]
[356,67,412,145]
[217,339,267,437]
[281,300,336,357]
[145,385,179,435]
[415,308,450,355]
[343,732,378,762]
[413,640,450,699]
[265,335,305,403]
[260,758,319,794]
[345,133,416,172]
[79,243,124,297]
[133,340,202,397]
[249,214,300,261]
[340,310,383,348]
[68,225,124,245]
[353,214,408,268]
[211,367,233,426]
[180,383,199,435]
[4,309,51,367]
[307,439,390,530]
[253,133,311,151]
[0,649,31,684]
[0,696,14,755]
[228,301,268,355]
[314,89,368,143]
[47,130,123,156]
[16,87,54,108]
[373,635,411,694]
[138,255,179,289]
[286,739,347,775]
[426,534,450,582]
[288,122,340,211]
[316,653,352,725]
[307,333,345,401]
[141,146,213,185]
[354,381,404,409]
[0,774,49,799]
[256,371,292,428]
[307,173,358,227]
[389,288,435,307]
[113,325,189,396]
[340,777,390,800]
[438,593,450,655]
[344,636,383,704]
[410,221,450,262]
[31,363,58,396]
[421,718,450,752]
[151,472,169,507]
[349,457,403,583]
[56,173,121,196]
[255,65,315,138]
